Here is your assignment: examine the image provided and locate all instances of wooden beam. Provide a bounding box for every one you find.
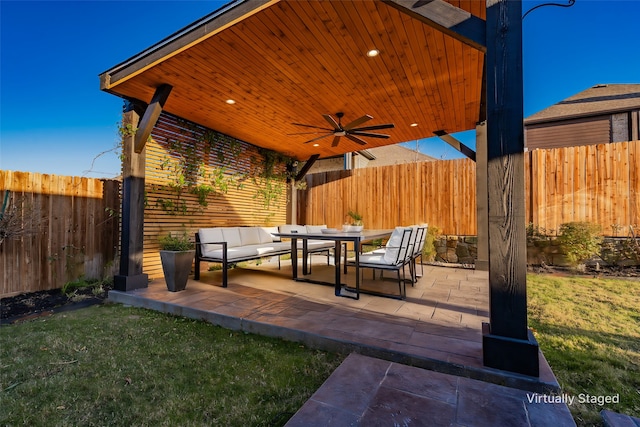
[382,0,486,52]
[434,130,476,161]
[134,84,172,153]
[295,154,320,181]
[482,0,539,377]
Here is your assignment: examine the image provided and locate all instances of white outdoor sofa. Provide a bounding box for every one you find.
[194,225,333,287]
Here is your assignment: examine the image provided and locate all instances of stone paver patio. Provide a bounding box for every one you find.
[108,258,576,426]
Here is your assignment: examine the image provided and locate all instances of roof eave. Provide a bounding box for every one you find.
[99,0,277,91]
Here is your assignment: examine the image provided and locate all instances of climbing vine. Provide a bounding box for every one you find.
[250,148,295,209]
[150,119,293,215]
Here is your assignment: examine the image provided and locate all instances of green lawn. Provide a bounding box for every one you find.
[0,305,343,426]
[2,273,638,426]
[528,273,640,426]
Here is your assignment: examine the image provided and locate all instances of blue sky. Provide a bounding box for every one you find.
[1,1,639,177]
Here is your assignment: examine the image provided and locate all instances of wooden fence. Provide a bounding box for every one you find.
[527,141,640,236]
[0,171,120,298]
[298,159,477,235]
[3,139,638,296]
[298,140,640,237]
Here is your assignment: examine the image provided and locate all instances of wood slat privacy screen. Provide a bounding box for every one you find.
[142,113,289,279]
[0,171,120,298]
[298,140,640,237]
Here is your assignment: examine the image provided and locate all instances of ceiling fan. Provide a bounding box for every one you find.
[290,112,394,147]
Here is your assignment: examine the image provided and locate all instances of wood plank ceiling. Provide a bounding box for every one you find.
[100,0,485,161]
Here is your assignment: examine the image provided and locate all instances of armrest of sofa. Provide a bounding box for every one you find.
[194,232,229,282]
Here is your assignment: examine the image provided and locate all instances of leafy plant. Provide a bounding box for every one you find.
[557,222,603,266]
[62,277,111,297]
[422,225,442,261]
[159,232,194,251]
[346,210,363,225]
[526,223,551,242]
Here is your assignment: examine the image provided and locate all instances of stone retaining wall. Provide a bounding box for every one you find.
[431,236,640,267]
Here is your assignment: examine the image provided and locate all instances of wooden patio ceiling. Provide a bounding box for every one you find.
[100,0,486,161]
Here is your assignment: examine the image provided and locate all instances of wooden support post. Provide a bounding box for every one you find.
[114,104,149,291]
[287,181,298,225]
[475,122,488,271]
[482,0,539,377]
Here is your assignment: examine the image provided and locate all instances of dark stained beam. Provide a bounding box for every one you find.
[434,130,476,161]
[295,154,321,181]
[383,0,486,52]
[482,0,539,377]
[134,84,172,153]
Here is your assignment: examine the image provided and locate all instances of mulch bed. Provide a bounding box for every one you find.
[1,284,112,325]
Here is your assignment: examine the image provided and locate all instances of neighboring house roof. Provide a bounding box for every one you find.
[359,145,436,164]
[525,84,640,125]
[306,145,435,174]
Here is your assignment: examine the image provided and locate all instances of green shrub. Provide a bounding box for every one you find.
[557,222,603,266]
[526,223,550,242]
[159,232,194,251]
[422,225,442,261]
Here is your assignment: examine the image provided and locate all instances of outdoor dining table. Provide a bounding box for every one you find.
[274,229,393,300]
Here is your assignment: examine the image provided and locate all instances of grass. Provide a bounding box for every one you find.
[3,273,638,426]
[528,273,640,426]
[0,304,343,426]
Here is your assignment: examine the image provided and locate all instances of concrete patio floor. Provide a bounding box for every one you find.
[108,258,576,426]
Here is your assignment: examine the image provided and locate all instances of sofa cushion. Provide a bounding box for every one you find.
[260,226,279,243]
[202,245,260,261]
[307,240,334,250]
[306,224,327,233]
[221,227,242,248]
[198,228,225,255]
[239,227,262,246]
[202,242,290,261]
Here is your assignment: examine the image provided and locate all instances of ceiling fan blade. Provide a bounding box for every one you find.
[351,123,395,131]
[331,135,341,147]
[292,122,332,131]
[345,134,368,145]
[350,131,390,139]
[343,114,372,131]
[322,114,340,130]
[303,133,333,144]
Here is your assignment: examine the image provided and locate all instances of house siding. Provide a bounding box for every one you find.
[525,115,610,149]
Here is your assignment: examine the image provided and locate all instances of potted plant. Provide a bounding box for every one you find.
[159,232,195,292]
[343,210,364,232]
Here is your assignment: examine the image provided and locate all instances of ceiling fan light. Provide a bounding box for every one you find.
[366,49,379,57]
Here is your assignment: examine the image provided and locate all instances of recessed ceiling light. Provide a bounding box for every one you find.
[366,49,379,57]
[313,143,320,147]
[410,123,418,127]
[225,99,236,105]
